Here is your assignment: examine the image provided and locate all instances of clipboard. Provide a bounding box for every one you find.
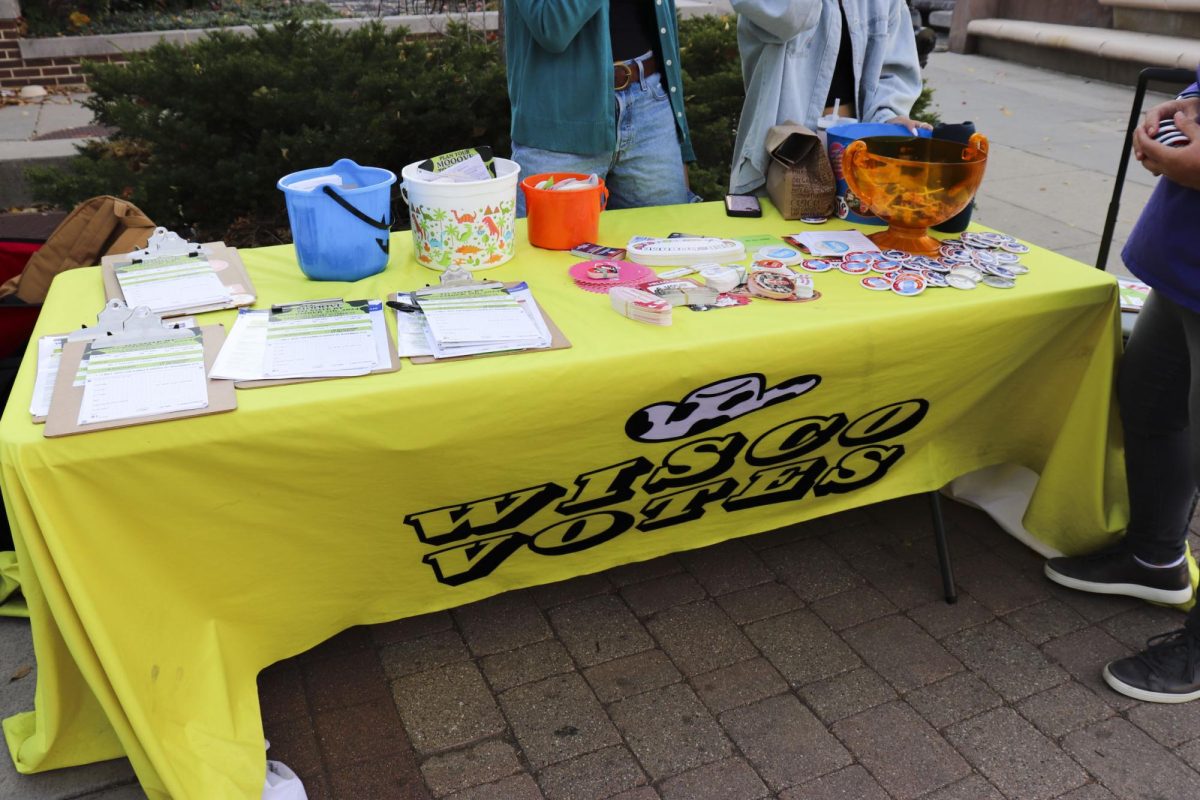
[30,300,200,424]
[44,323,236,438]
[101,230,256,317]
[233,331,400,390]
[393,283,572,365]
[233,299,400,389]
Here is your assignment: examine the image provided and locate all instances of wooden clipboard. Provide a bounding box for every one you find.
[43,325,236,438]
[233,317,401,390]
[101,242,257,317]
[395,284,572,365]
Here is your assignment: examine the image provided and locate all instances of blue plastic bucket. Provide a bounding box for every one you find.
[827,123,931,224]
[277,158,396,281]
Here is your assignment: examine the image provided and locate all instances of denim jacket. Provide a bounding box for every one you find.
[729,0,922,193]
[504,0,695,161]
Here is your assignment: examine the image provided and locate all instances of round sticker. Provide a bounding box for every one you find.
[749,270,798,299]
[1000,241,1030,254]
[925,271,949,288]
[756,246,804,264]
[586,262,621,280]
[754,259,785,271]
[1006,262,1029,275]
[946,272,978,290]
[984,264,1017,279]
[892,275,926,296]
[844,251,878,263]
[861,276,892,291]
[971,250,999,267]
[838,261,871,275]
[800,259,835,272]
[800,215,828,224]
[983,274,1016,289]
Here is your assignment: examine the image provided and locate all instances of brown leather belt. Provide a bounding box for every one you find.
[614,54,659,91]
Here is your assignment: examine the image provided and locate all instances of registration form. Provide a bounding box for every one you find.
[114,254,232,315]
[30,335,68,418]
[76,331,208,425]
[263,300,383,379]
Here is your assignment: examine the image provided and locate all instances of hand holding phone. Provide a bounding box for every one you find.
[725,194,762,218]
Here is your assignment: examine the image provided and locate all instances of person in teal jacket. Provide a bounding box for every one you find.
[504,0,696,214]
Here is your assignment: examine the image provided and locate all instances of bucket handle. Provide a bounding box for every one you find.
[322,185,391,231]
[599,186,609,212]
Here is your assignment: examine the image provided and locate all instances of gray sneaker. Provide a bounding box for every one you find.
[1044,547,1192,605]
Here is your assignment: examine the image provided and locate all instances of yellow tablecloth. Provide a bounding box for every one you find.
[1,201,1126,799]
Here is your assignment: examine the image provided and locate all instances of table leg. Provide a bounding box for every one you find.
[928,491,958,604]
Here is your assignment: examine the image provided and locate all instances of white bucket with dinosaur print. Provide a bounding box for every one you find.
[400,157,520,271]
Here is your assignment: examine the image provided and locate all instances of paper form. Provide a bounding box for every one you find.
[404,283,553,359]
[393,298,434,357]
[114,255,232,314]
[76,331,208,425]
[418,286,546,346]
[209,310,270,381]
[30,335,68,417]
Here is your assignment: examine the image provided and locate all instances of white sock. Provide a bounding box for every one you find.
[1134,553,1187,569]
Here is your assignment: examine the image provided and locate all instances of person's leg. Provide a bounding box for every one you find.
[1044,290,1194,603]
[604,71,690,210]
[510,143,613,218]
[1122,290,1200,562]
[1087,292,1200,703]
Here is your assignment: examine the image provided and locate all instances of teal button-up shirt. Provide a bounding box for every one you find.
[504,0,695,162]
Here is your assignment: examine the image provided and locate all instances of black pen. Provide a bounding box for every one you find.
[386,299,421,314]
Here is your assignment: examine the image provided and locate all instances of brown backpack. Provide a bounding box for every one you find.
[0,196,156,305]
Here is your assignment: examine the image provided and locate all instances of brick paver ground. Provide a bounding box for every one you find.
[254,495,1200,800]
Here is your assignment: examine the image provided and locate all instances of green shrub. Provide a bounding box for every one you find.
[29,20,510,245]
[27,13,937,246]
[678,14,744,202]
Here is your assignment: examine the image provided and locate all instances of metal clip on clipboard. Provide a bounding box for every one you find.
[66,299,195,346]
[120,227,209,262]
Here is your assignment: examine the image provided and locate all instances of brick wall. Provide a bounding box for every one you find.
[0,20,124,90]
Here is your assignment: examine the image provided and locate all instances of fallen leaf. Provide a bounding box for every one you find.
[10,665,31,682]
[1000,107,1012,117]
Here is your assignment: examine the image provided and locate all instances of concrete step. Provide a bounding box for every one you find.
[965,19,1200,85]
[1100,0,1200,37]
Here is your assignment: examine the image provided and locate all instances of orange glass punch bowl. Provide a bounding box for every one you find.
[841,133,989,256]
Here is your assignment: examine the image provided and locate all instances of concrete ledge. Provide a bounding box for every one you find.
[1098,0,1200,10]
[19,12,498,60]
[966,19,1200,69]
[0,149,76,208]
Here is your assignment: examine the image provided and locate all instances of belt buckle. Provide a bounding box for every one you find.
[614,62,634,91]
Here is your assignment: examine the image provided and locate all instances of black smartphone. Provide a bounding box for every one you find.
[725,194,762,218]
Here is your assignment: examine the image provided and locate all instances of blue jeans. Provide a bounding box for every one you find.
[1118,289,1200,565]
[512,71,689,217]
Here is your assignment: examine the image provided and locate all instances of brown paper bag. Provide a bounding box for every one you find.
[764,122,835,220]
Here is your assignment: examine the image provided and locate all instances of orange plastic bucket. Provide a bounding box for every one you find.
[521,173,610,250]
